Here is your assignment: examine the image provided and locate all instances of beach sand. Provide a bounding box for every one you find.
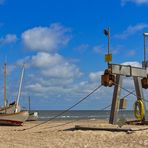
[0,120,148,148]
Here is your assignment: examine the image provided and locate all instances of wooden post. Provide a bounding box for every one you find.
[109,75,122,124]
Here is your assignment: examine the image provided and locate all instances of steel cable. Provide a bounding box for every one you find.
[113,81,148,102]
[20,84,102,131]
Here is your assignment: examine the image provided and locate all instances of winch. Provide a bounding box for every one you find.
[101,68,115,87]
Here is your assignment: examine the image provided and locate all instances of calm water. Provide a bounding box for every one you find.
[30,110,139,121]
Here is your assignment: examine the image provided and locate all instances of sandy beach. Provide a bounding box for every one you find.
[0,120,147,148]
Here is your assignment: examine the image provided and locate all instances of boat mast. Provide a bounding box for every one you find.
[4,63,7,112]
[29,96,30,113]
[15,65,25,112]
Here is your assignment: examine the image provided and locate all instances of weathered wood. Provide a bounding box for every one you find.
[109,64,147,77]
[109,75,122,124]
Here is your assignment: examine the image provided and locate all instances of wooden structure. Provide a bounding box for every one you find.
[108,64,148,124]
[102,29,148,125]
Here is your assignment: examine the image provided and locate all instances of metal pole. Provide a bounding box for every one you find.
[108,27,110,66]
[144,35,146,69]
[4,63,7,113]
[108,27,110,55]
[16,65,25,113]
[29,96,30,113]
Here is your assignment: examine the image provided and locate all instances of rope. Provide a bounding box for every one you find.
[20,84,102,131]
[35,89,135,131]
[113,81,148,102]
[100,104,111,110]
[20,81,139,132]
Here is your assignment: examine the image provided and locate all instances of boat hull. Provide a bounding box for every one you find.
[0,111,29,126]
[27,112,38,121]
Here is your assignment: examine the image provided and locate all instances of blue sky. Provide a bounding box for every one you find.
[0,0,148,110]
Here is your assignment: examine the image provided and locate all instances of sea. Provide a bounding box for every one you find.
[30,110,138,121]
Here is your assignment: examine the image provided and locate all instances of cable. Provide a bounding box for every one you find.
[113,81,148,102]
[41,119,81,131]
[100,104,111,110]
[42,81,147,131]
[20,84,102,131]
[20,81,138,132]
[36,90,135,131]
[100,90,135,111]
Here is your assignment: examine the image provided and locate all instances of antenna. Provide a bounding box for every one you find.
[103,27,112,66]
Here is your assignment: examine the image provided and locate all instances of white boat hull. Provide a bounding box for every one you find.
[0,111,29,125]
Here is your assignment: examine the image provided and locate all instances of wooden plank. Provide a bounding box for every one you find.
[109,64,147,77]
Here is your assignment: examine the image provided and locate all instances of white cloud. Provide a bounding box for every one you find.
[22,23,71,52]
[41,64,81,79]
[0,34,17,44]
[16,56,31,68]
[114,23,148,39]
[121,0,148,6]
[4,50,83,100]
[89,71,103,82]
[31,52,82,79]
[31,52,62,68]
[122,61,142,67]
[11,51,82,98]
[26,83,49,93]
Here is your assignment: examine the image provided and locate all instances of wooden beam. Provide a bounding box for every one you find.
[109,64,147,77]
[109,75,122,124]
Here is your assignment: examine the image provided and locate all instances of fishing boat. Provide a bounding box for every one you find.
[0,111,29,125]
[0,63,29,125]
[0,101,20,114]
[0,64,21,114]
[27,96,38,121]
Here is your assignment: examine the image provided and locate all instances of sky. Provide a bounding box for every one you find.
[0,0,148,110]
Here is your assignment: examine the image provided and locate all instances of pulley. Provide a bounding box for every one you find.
[141,74,148,89]
[101,68,115,87]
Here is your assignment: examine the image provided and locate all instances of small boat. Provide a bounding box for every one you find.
[27,96,38,121]
[27,112,38,121]
[0,63,29,125]
[0,111,29,126]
